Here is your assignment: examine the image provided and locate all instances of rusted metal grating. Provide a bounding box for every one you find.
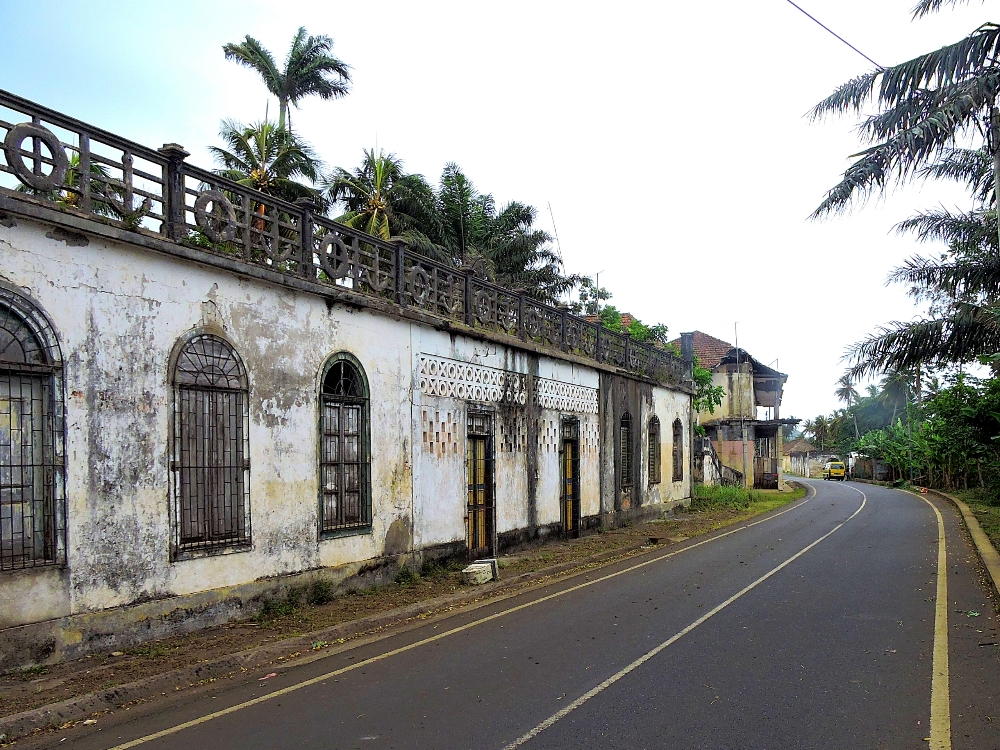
[0,287,65,571]
[171,335,251,555]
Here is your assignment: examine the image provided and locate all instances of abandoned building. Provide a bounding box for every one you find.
[782,437,818,478]
[0,90,695,667]
[675,331,794,489]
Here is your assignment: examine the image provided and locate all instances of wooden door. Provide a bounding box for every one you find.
[466,433,494,556]
[562,438,580,537]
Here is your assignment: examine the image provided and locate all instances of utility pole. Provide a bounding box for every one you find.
[735,323,748,487]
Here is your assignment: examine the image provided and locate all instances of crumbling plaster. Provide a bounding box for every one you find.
[0,217,414,626]
[0,211,693,654]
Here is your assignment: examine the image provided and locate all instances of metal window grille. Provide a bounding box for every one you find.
[648,416,661,484]
[171,335,250,554]
[320,359,370,533]
[672,418,684,482]
[0,289,65,572]
[620,412,634,489]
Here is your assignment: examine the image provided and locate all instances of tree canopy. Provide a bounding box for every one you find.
[223,27,351,131]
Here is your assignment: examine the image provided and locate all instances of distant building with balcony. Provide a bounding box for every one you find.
[673,331,795,489]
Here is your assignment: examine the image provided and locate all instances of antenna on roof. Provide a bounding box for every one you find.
[547,202,564,265]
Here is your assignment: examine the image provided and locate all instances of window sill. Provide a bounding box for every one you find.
[0,560,66,576]
[320,525,373,541]
[172,541,252,562]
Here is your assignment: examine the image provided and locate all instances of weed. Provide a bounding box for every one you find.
[307,579,335,606]
[257,586,304,621]
[690,484,760,511]
[354,584,389,597]
[11,665,46,679]
[420,559,449,580]
[395,565,420,586]
[130,642,169,659]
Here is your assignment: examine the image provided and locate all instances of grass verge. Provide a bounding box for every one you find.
[948,490,1000,552]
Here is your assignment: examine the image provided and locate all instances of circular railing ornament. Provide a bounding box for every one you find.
[3,123,69,192]
[318,233,355,280]
[194,190,237,243]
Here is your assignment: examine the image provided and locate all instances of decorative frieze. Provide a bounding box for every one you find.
[418,355,598,414]
[418,355,527,405]
[534,378,599,414]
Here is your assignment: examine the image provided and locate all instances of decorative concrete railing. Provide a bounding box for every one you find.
[0,89,691,388]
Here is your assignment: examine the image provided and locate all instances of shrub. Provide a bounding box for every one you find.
[257,586,304,621]
[394,565,420,586]
[690,484,760,511]
[307,579,335,606]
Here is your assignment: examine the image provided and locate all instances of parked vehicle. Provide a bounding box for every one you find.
[823,461,846,481]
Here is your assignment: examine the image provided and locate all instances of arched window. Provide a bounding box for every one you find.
[619,412,634,489]
[0,287,65,571]
[320,354,370,534]
[648,416,661,484]
[171,334,250,554]
[672,418,684,482]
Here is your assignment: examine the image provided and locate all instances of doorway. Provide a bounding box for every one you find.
[561,419,581,538]
[466,410,494,557]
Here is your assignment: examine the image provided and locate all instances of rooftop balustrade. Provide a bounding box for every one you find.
[0,89,691,388]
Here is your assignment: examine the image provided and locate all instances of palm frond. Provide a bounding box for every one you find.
[894,206,996,247]
[917,146,994,203]
[812,70,1000,216]
[222,36,282,96]
[911,0,978,20]
[847,302,1000,377]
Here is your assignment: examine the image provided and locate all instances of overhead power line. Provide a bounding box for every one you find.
[784,0,884,70]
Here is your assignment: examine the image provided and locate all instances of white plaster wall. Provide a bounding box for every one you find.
[652,384,692,503]
[409,331,602,542]
[0,214,692,629]
[0,218,414,621]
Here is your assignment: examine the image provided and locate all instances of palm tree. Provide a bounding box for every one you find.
[210,119,322,203]
[835,373,859,407]
[810,1,1000,253]
[879,369,915,425]
[325,149,446,259]
[835,373,861,438]
[223,27,351,131]
[846,203,1000,376]
[803,416,831,451]
[421,163,581,301]
[327,156,581,303]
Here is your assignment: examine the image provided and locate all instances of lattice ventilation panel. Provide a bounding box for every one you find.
[421,408,459,457]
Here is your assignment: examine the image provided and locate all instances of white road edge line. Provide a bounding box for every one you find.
[500,484,866,750]
[102,483,819,750]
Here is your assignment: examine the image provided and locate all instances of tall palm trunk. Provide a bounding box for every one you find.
[992,105,1000,253]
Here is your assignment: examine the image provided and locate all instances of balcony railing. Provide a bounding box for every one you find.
[0,89,691,388]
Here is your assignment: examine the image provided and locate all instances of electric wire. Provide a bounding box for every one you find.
[784,0,884,70]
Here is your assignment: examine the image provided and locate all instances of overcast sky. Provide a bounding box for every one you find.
[0,1,992,420]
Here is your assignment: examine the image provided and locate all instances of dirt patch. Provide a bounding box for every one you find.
[0,491,802,720]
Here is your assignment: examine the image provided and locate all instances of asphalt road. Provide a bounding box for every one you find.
[35,480,1000,750]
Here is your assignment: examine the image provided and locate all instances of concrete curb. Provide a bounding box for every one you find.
[925,489,1000,599]
[0,538,657,743]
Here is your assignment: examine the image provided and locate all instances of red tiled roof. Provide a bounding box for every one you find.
[669,330,734,370]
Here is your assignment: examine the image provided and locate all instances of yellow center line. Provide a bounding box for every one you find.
[104,485,818,750]
[918,493,951,750]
